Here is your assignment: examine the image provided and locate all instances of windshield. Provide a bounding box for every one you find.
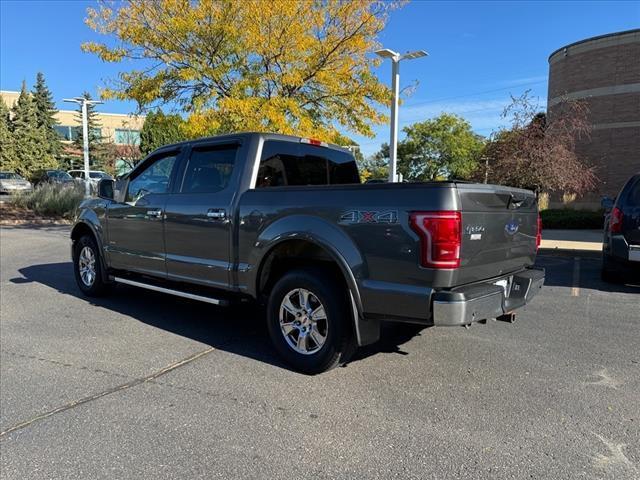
[89,172,111,179]
[48,170,73,180]
[0,172,23,180]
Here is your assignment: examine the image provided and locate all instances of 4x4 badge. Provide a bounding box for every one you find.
[339,210,398,224]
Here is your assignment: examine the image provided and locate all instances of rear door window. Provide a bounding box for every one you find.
[256,140,359,188]
[180,145,238,193]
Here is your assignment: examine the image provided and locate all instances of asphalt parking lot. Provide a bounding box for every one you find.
[1,225,638,479]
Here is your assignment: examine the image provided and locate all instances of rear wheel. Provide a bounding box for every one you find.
[73,234,110,296]
[266,268,356,374]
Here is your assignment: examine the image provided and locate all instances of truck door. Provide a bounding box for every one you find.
[105,149,182,277]
[163,141,240,289]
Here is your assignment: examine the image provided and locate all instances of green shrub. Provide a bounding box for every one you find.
[12,183,85,219]
[540,209,604,230]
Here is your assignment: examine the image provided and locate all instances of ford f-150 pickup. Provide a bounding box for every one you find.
[71,132,545,373]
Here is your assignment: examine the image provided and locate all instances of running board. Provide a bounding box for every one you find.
[113,276,229,306]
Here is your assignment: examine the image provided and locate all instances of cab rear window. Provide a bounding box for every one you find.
[256,140,359,188]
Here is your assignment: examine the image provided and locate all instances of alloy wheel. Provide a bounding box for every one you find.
[78,246,96,287]
[279,288,328,355]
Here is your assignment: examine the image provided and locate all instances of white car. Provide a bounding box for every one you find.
[0,172,33,194]
[68,170,113,189]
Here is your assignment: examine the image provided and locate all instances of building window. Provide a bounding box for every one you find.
[115,128,140,145]
[54,125,73,141]
[57,126,102,142]
[71,127,101,142]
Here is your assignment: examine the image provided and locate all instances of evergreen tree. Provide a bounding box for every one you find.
[0,99,16,172]
[32,72,62,158]
[73,91,103,166]
[139,110,185,156]
[11,81,57,178]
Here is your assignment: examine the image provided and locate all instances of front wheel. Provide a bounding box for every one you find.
[266,268,356,374]
[73,234,110,296]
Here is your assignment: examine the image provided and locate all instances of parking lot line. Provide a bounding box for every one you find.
[0,346,215,438]
[571,257,581,297]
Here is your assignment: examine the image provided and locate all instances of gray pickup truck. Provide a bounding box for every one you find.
[71,132,544,373]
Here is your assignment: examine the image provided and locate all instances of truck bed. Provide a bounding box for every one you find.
[236,181,539,322]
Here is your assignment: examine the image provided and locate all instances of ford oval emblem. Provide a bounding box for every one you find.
[505,220,519,235]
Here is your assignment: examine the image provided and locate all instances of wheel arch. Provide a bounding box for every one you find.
[71,220,110,283]
[257,237,359,303]
[253,224,379,346]
[71,221,96,242]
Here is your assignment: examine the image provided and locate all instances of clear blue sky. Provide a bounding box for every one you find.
[1,0,638,156]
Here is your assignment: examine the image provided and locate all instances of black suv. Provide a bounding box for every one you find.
[601,172,640,282]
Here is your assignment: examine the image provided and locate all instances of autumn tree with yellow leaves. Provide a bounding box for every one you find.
[83,0,402,143]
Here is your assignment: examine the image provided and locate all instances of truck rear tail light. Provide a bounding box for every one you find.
[536,213,542,251]
[610,207,623,233]
[409,211,461,268]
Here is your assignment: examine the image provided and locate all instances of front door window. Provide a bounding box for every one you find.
[126,153,178,204]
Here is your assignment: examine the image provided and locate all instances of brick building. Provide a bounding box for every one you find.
[547,29,640,209]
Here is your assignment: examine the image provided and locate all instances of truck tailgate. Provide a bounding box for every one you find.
[456,183,538,284]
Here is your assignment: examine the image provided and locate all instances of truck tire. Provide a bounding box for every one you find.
[266,268,356,374]
[600,254,619,284]
[73,234,110,297]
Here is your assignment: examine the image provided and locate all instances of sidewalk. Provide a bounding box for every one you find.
[540,229,602,252]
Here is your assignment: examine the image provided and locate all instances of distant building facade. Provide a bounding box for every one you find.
[0,90,145,147]
[547,29,640,208]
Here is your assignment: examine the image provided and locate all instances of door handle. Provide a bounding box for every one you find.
[146,209,163,219]
[206,209,226,220]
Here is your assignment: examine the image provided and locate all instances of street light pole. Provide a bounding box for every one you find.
[81,101,90,194]
[389,58,400,184]
[375,49,428,183]
[63,96,103,196]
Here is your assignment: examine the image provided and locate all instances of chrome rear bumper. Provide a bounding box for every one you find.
[432,267,545,327]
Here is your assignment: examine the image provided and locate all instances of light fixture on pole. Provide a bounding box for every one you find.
[63,96,103,196]
[375,48,428,183]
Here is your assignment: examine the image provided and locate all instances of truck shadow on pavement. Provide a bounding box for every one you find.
[11,262,426,373]
[535,253,640,294]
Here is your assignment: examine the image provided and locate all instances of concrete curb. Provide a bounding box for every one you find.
[539,240,601,252]
[538,248,602,258]
[0,219,72,226]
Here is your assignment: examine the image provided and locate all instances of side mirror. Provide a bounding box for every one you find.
[97,179,114,200]
[113,178,128,203]
[600,196,614,211]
